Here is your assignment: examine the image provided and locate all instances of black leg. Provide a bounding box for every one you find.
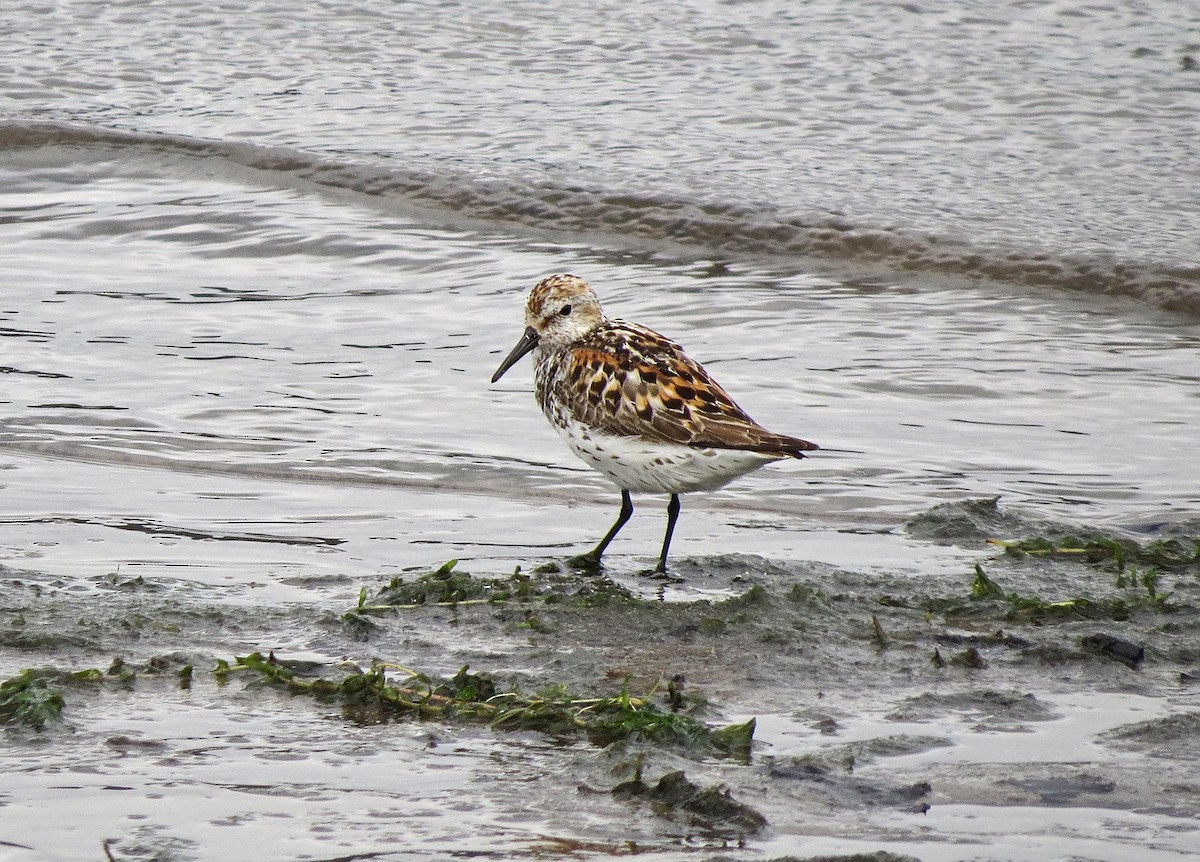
[587,489,634,564]
[656,493,681,573]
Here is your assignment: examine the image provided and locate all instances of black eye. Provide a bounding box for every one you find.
[559,304,572,316]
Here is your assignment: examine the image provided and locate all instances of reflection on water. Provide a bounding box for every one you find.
[2,150,1198,552]
[3,0,1199,280]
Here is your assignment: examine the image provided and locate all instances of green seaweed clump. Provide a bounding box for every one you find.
[346,560,638,620]
[966,565,1153,622]
[218,652,753,758]
[362,559,504,608]
[0,670,66,730]
[990,533,1200,571]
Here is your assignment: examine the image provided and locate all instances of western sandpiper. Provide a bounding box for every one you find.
[491,274,817,572]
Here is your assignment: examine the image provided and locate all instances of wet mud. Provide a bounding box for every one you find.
[3,498,1200,860]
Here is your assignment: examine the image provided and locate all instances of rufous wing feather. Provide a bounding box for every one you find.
[553,321,817,457]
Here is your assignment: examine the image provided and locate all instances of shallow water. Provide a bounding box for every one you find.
[2,146,1199,564]
[3,0,1200,305]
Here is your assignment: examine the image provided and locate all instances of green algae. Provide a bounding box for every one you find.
[964,562,1172,622]
[5,648,752,757]
[345,559,640,623]
[980,527,1196,618]
[0,670,65,729]
[0,658,158,730]
[1,655,241,731]
[990,533,1200,571]
[219,651,755,758]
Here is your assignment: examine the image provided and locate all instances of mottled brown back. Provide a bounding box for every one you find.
[536,318,817,457]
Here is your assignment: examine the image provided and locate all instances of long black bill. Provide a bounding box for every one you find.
[490,326,540,383]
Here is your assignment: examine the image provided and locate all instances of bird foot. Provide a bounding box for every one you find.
[567,551,604,572]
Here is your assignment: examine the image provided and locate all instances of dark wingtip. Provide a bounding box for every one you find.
[706,435,819,458]
[786,437,820,458]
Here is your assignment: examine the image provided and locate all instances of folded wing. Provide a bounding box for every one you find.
[557,321,818,458]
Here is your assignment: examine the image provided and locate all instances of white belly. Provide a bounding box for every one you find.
[559,421,780,494]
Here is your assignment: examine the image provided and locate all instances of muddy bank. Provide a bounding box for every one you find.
[3,498,1200,861]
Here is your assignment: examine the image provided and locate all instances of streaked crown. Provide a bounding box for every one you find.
[524,274,605,349]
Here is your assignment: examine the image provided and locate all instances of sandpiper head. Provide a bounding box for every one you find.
[491,274,604,382]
